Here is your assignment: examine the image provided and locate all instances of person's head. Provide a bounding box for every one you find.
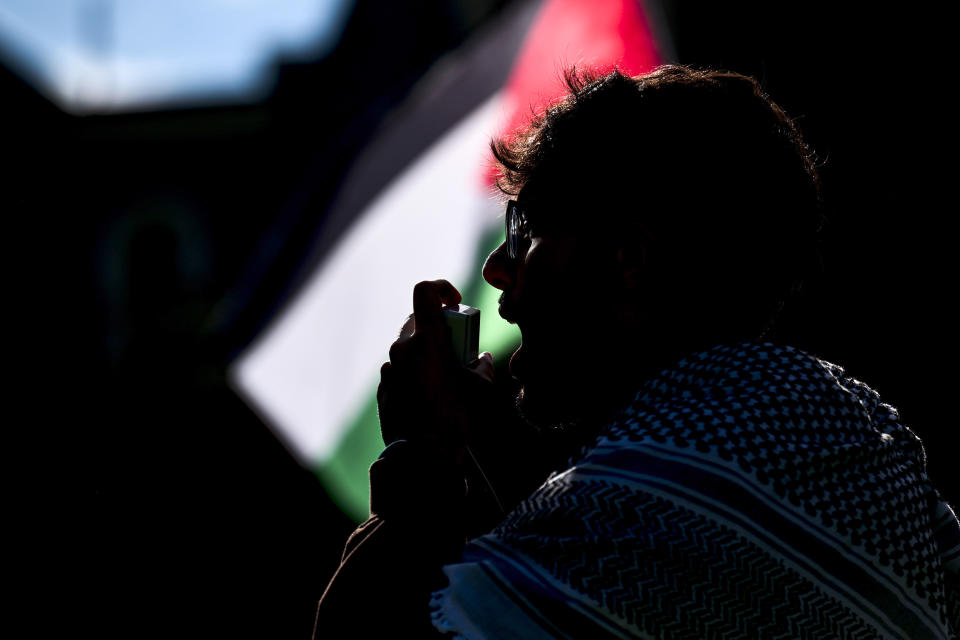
[482,64,821,430]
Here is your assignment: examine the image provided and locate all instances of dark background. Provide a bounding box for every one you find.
[4,1,954,637]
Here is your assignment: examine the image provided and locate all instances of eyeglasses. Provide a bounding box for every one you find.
[505,199,531,260]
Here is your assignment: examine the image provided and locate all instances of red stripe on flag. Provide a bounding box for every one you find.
[484,0,661,188]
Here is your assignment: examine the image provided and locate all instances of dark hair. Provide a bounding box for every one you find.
[491,65,822,340]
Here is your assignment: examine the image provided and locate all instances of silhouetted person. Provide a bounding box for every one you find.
[315,66,960,638]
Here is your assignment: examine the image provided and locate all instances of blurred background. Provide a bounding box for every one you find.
[4,0,953,637]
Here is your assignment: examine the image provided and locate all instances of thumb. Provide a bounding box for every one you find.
[467,351,495,384]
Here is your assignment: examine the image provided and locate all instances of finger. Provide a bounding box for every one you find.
[467,351,495,384]
[397,313,416,341]
[388,338,409,364]
[413,279,461,335]
[378,361,391,401]
[377,362,392,440]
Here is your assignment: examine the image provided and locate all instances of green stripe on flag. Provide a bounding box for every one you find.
[317,224,521,521]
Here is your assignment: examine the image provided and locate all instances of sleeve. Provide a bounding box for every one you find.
[313,440,468,639]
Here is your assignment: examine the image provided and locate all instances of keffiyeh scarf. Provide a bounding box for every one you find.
[430,342,960,639]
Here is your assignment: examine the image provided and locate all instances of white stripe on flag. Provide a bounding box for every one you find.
[231,93,505,464]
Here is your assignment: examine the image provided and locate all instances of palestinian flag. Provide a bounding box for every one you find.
[231,0,665,521]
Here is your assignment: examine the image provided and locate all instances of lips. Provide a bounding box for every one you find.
[499,304,524,378]
[498,290,521,323]
[498,301,519,325]
[498,295,527,379]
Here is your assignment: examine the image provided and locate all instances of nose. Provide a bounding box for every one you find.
[482,240,512,291]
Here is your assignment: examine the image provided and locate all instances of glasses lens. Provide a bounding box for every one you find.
[507,204,519,259]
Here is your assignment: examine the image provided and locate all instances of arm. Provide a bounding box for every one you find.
[314,281,492,638]
[314,441,467,638]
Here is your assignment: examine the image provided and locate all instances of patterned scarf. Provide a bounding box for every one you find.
[430,342,960,639]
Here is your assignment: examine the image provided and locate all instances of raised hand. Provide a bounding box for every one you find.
[377,279,494,464]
